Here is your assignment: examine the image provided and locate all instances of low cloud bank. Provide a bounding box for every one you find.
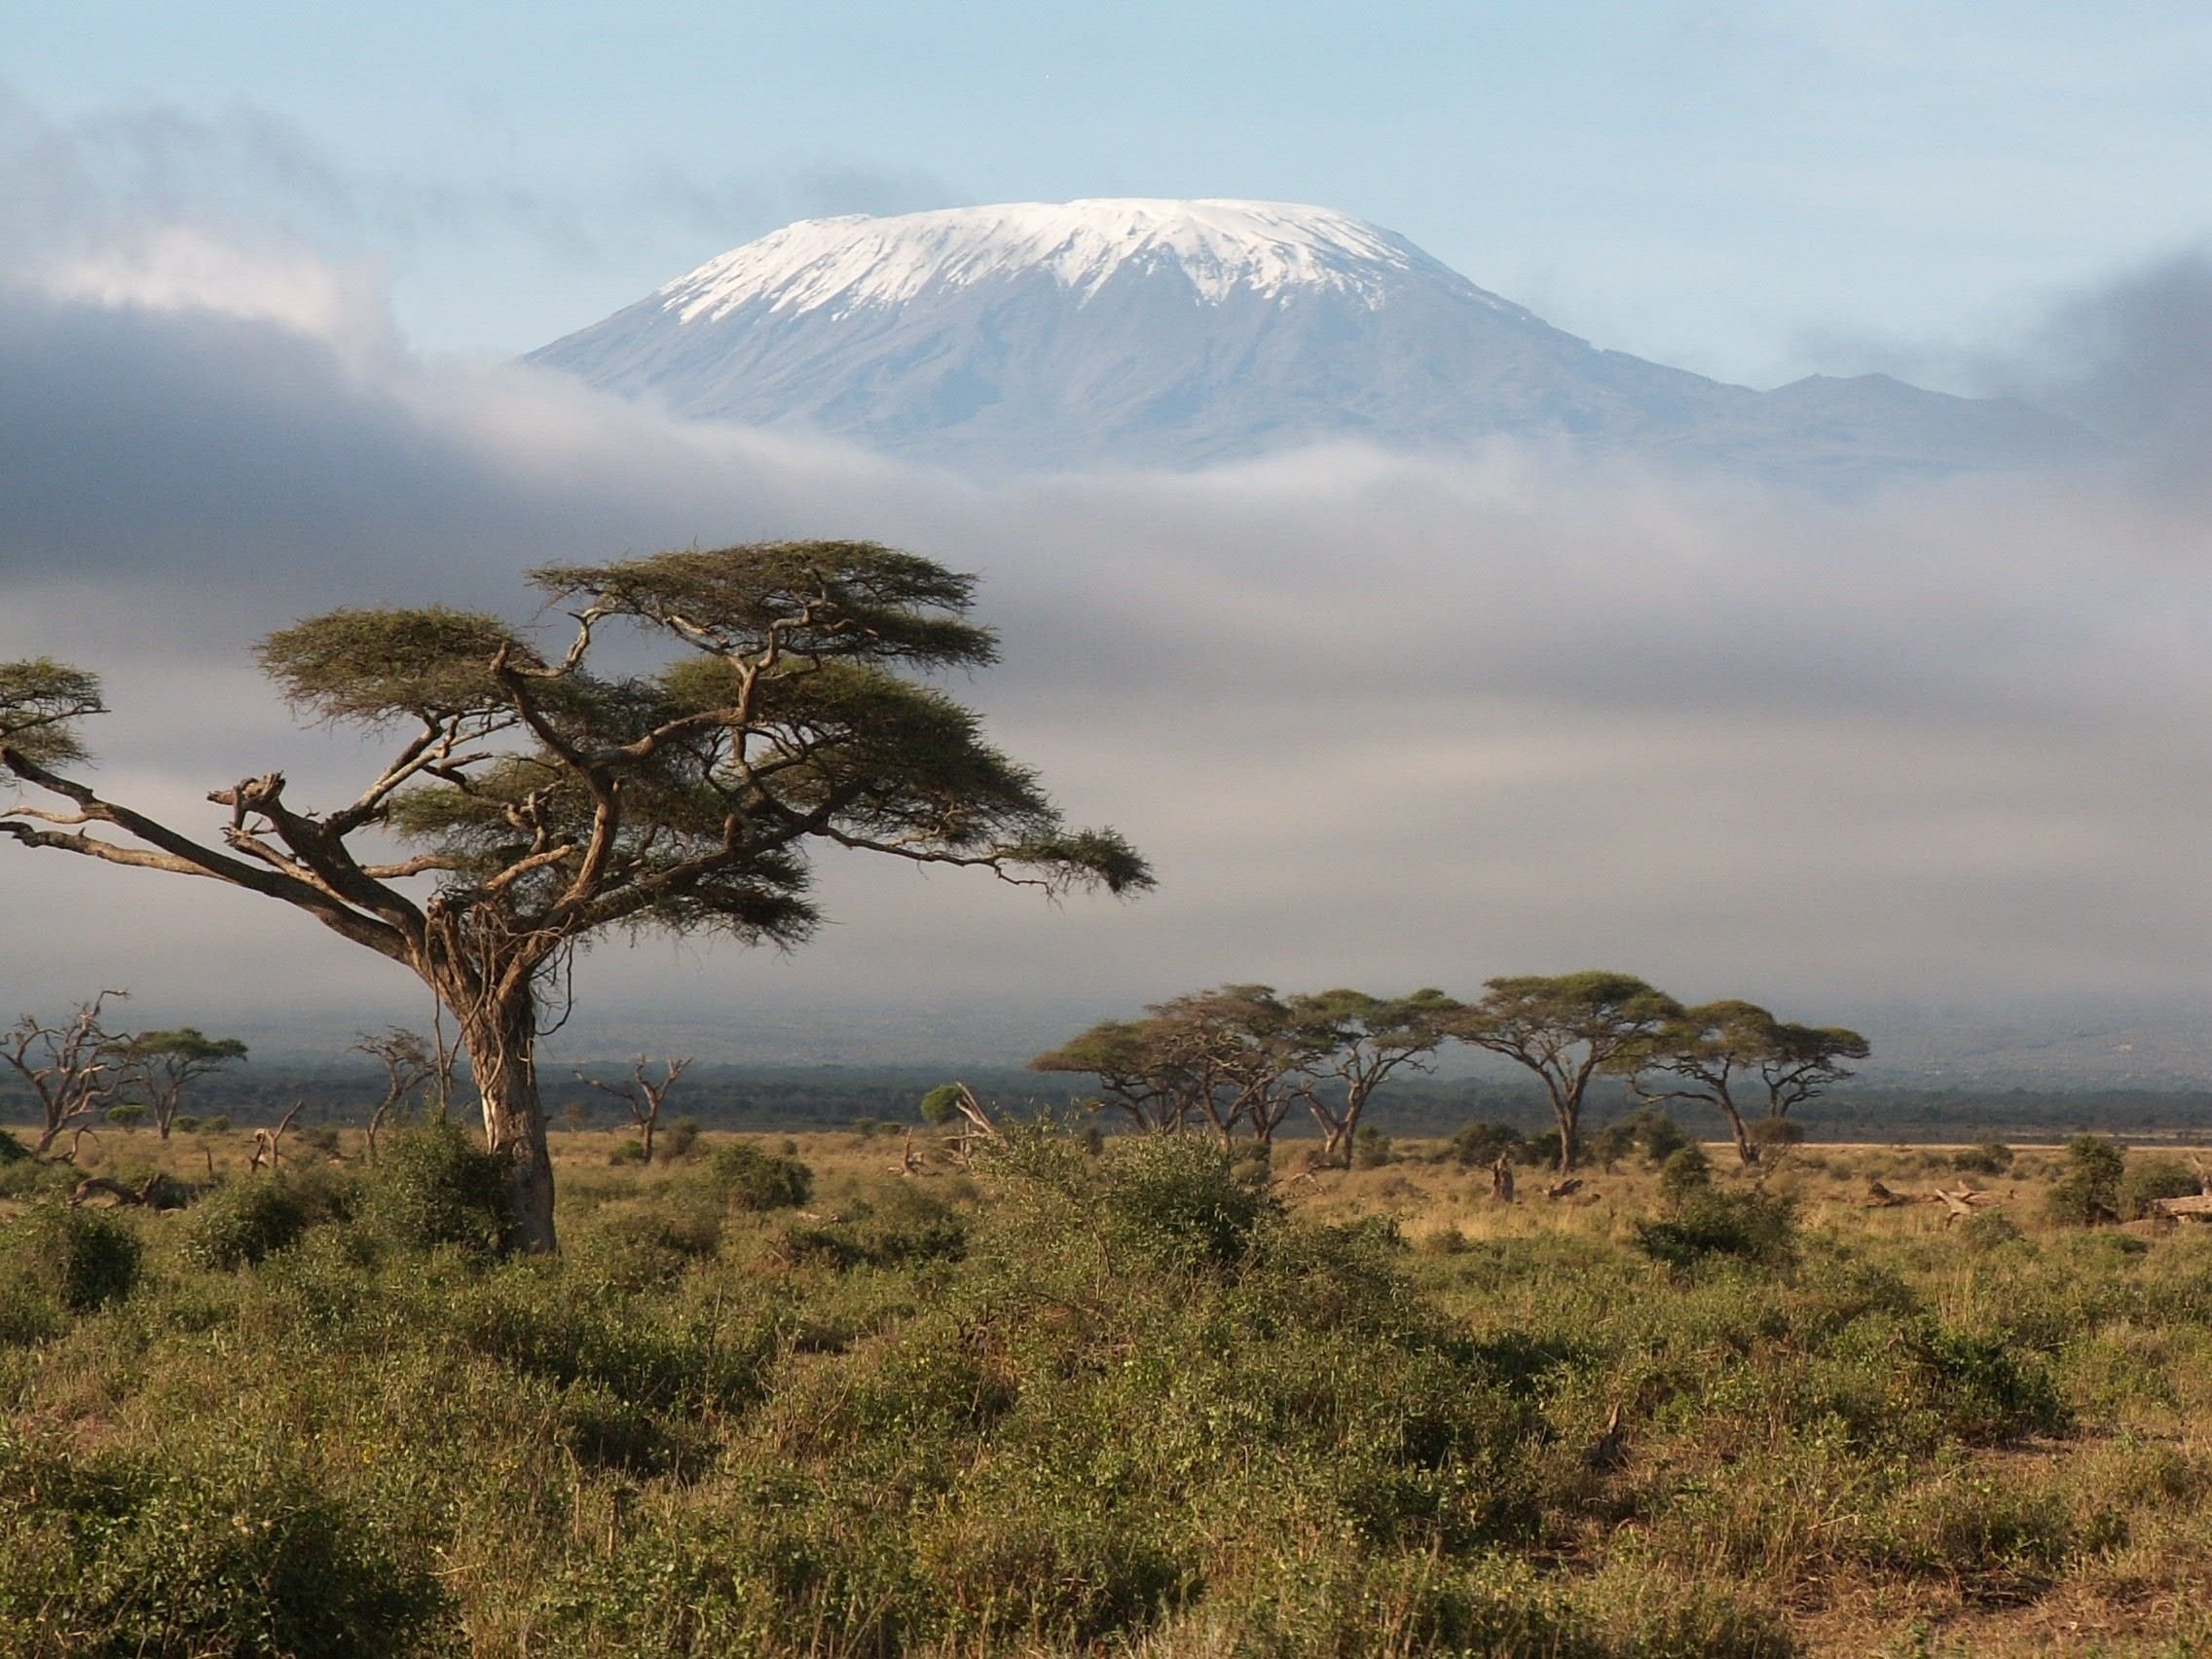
[0,171,2205,1071]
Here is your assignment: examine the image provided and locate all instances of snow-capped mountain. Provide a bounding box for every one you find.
[530,199,2087,480]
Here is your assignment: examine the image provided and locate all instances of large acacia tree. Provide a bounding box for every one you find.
[0,541,1150,1249]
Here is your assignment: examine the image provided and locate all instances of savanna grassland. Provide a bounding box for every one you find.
[4,1120,2212,1658]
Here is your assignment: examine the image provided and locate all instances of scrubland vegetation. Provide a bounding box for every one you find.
[3,1118,2211,1657]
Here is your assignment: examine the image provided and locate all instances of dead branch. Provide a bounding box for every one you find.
[249,1099,305,1172]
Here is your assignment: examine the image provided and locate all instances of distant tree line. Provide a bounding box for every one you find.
[1034,971,1869,1170]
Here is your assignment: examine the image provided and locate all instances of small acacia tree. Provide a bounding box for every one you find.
[1757,1020,1869,1130]
[1030,1018,1190,1134]
[1036,986,1320,1149]
[1452,972,1682,1171]
[1287,988,1461,1168]
[0,542,1149,1250]
[118,1027,248,1140]
[1616,999,1779,1166]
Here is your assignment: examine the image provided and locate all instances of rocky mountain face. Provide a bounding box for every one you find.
[531,198,2089,481]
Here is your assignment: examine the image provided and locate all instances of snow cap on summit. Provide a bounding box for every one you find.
[658,198,1528,322]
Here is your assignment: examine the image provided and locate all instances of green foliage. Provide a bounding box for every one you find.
[1657,1143,1713,1199]
[0,657,106,768]
[105,1102,145,1130]
[1450,1120,1523,1167]
[780,1183,969,1270]
[656,1116,701,1162]
[5,1205,142,1312]
[608,1138,647,1165]
[2119,1155,2203,1220]
[257,605,532,724]
[918,1083,965,1125]
[708,1141,814,1211]
[1629,1107,1691,1164]
[2046,1135,2128,1226]
[1748,1115,1806,1152]
[1090,1131,1282,1269]
[356,1121,515,1254]
[0,1128,26,1164]
[1953,1138,2015,1175]
[179,1176,333,1271]
[0,1433,453,1656]
[1351,1124,1395,1167]
[1636,1183,1798,1272]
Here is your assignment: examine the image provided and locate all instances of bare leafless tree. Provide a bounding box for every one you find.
[353,1026,437,1162]
[2,991,129,1155]
[574,1055,692,1162]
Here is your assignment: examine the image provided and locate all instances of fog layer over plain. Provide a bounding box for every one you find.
[0,117,2205,1073]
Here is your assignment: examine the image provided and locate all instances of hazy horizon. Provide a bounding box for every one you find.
[2,15,2207,1085]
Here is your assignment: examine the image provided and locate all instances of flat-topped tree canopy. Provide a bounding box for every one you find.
[1,539,1150,1250]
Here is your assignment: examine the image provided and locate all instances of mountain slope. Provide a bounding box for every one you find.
[530,198,2087,479]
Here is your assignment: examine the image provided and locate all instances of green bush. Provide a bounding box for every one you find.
[179,1178,310,1271]
[608,1137,647,1165]
[1952,1139,2015,1176]
[0,1434,454,1656]
[1636,1186,1797,1272]
[2046,1136,2127,1227]
[1094,1132,1280,1269]
[0,1128,28,1164]
[1748,1117,1805,1154]
[709,1141,814,1211]
[782,1183,970,1270]
[1657,1144,1713,1199]
[355,1121,514,1254]
[1451,1119,1522,1167]
[657,1116,702,1162]
[1352,1125,1395,1168]
[2119,1155,2203,1220]
[1628,1108,1691,1165]
[6,1205,142,1312]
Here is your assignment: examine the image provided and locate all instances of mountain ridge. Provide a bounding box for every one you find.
[530,198,2090,481]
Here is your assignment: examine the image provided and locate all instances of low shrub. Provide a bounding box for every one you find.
[1451,1119,1522,1167]
[1952,1139,2015,1176]
[709,1141,814,1211]
[657,1117,702,1162]
[782,1183,970,1270]
[5,1205,142,1312]
[1352,1125,1395,1168]
[2046,1136,2128,1227]
[0,1433,454,1656]
[1636,1186,1797,1272]
[1657,1144,1713,1199]
[180,1177,310,1271]
[2119,1155,2203,1220]
[355,1121,514,1254]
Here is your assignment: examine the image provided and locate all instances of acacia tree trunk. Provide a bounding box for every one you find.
[1722,1100,1758,1165]
[1551,1089,1580,1172]
[450,984,558,1254]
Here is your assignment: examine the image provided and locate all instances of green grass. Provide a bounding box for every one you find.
[1,1123,2210,1655]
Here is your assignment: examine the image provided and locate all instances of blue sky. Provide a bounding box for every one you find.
[13,0,2212,383]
